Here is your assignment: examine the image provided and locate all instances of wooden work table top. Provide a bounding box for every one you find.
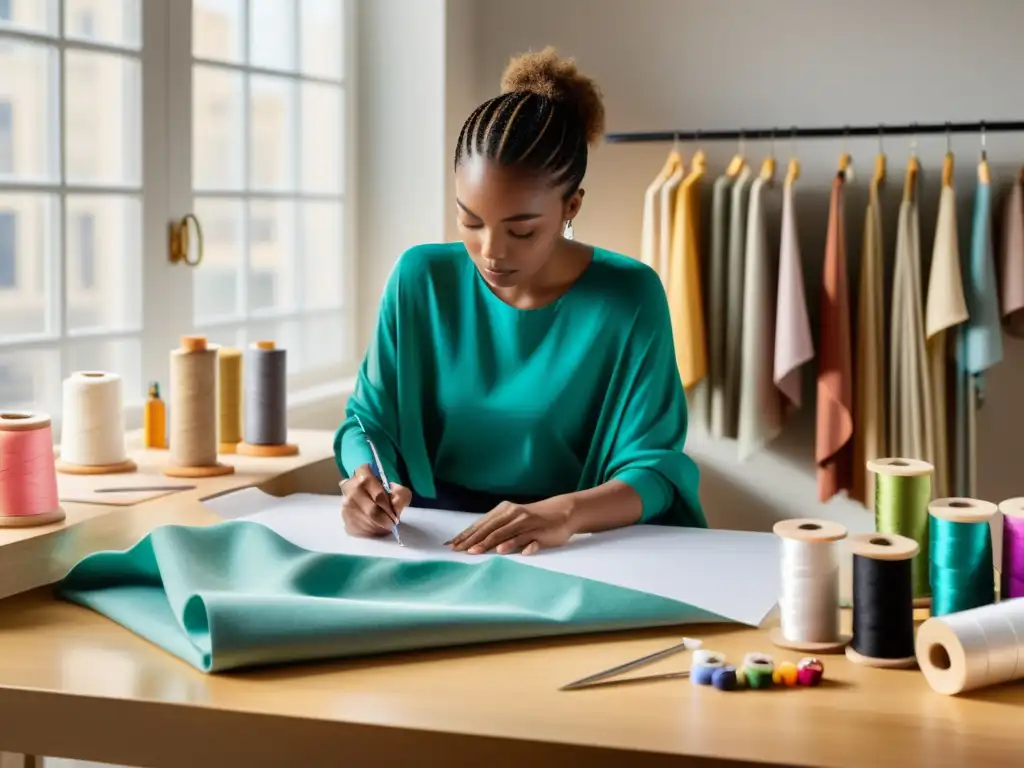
[0,430,1021,766]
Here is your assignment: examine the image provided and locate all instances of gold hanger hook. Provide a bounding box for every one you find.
[980,121,987,160]
[909,122,919,155]
[878,124,884,154]
[945,122,952,154]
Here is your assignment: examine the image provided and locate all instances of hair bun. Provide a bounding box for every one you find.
[500,46,606,145]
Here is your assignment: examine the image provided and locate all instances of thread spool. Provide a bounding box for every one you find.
[770,518,850,653]
[772,661,799,686]
[237,341,298,457]
[741,653,775,689]
[796,657,824,687]
[916,598,1024,695]
[0,412,66,528]
[868,457,934,606]
[217,347,243,454]
[55,371,137,475]
[928,497,997,617]
[846,532,919,669]
[163,335,234,479]
[711,665,738,691]
[999,498,1024,600]
[690,650,725,686]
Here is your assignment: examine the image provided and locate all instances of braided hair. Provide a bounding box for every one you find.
[454,47,606,199]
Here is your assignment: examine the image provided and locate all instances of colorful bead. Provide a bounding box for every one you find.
[772,661,800,686]
[742,653,775,689]
[797,657,825,687]
[690,650,725,686]
[712,665,738,691]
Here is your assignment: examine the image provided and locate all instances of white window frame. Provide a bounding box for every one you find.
[0,0,357,429]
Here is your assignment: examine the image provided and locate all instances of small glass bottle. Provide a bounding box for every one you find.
[144,382,167,449]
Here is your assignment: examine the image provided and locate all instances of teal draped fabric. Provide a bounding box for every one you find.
[56,521,721,673]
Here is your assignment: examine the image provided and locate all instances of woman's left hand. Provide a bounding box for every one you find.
[447,497,575,555]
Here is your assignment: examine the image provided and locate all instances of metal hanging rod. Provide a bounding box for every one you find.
[604,120,1024,144]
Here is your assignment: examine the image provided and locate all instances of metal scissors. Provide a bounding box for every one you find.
[559,637,702,691]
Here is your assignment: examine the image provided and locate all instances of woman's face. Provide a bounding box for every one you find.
[454,155,582,289]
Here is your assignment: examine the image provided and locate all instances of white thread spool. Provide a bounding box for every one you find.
[916,598,1024,695]
[771,518,850,654]
[55,371,136,475]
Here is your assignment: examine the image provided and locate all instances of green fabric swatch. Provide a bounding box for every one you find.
[56,521,722,673]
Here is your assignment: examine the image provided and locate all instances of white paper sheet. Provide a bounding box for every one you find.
[203,489,782,627]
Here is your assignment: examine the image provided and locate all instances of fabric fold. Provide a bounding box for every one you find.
[708,174,733,437]
[667,161,708,393]
[851,175,886,506]
[657,159,687,288]
[737,176,782,460]
[999,177,1024,338]
[56,521,715,673]
[924,185,968,499]
[723,165,754,438]
[889,188,934,468]
[773,178,813,414]
[816,175,854,502]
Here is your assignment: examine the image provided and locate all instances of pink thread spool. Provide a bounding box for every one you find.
[999,498,1024,600]
[0,412,66,528]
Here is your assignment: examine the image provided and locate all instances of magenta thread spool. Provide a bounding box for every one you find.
[999,499,1024,600]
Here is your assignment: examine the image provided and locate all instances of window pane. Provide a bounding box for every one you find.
[300,82,342,193]
[301,202,342,309]
[0,193,56,341]
[64,0,141,49]
[0,40,59,182]
[249,0,295,72]
[193,197,243,323]
[0,348,60,412]
[249,199,294,313]
[192,0,244,63]
[193,65,244,191]
[0,0,58,35]
[65,51,141,186]
[66,195,141,333]
[300,0,343,80]
[300,313,347,370]
[249,75,296,191]
[66,337,143,407]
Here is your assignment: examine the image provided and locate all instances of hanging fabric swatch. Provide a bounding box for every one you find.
[924,183,968,500]
[816,171,854,503]
[657,158,687,287]
[707,174,734,438]
[667,153,708,393]
[999,176,1024,338]
[851,160,887,507]
[889,167,934,469]
[954,173,1004,497]
[723,165,754,438]
[737,176,781,459]
[773,175,813,415]
[641,150,682,272]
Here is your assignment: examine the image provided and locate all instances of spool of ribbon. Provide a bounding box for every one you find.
[163,336,235,479]
[928,497,997,616]
[741,653,775,689]
[999,498,1024,600]
[916,598,1024,695]
[868,457,934,605]
[56,371,137,475]
[0,412,66,528]
[846,532,919,669]
[237,341,299,458]
[771,518,849,654]
[690,649,726,686]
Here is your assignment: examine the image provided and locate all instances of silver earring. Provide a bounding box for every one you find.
[564,219,574,240]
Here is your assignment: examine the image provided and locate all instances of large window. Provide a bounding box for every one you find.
[0,0,354,421]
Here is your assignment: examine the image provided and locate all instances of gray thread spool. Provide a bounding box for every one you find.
[244,341,288,446]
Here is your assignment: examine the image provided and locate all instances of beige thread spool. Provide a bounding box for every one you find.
[217,347,243,454]
[163,335,234,478]
[55,371,137,475]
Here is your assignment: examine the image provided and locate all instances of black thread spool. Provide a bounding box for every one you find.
[846,532,919,669]
[236,340,299,458]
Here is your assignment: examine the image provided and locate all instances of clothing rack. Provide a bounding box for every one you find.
[604,120,1024,144]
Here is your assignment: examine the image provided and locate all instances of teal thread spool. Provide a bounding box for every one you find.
[869,458,934,605]
[928,498,997,616]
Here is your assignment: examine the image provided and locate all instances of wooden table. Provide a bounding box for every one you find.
[0,431,1020,767]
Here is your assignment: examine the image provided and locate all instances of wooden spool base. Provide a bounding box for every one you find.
[55,458,137,476]
[219,442,240,455]
[913,596,932,609]
[845,645,918,669]
[162,462,235,478]
[237,442,299,457]
[770,628,850,654]
[0,507,66,528]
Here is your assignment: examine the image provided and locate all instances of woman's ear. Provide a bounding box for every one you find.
[564,188,585,221]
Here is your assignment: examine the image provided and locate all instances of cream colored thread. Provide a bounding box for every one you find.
[217,348,243,445]
[170,341,219,467]
[59,372,129,467]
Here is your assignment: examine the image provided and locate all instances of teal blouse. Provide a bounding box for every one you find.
[335,242,705,528]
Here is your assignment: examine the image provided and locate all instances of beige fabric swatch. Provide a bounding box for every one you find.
[1000,178,1024,338]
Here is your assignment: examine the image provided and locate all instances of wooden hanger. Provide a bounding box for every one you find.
[941,151,954,188]
[904,153,919,201]
[978,123,990,185]
[872,153,886,185]
[691,148,707,172]
[760,155,776,183]
[837,152,852,181]
[726,134,746,177]
[785,156,800,186]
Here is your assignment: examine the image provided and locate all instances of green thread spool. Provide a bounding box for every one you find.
[869,458,934,604]
[928,498,997,617]
[742,653,774,689]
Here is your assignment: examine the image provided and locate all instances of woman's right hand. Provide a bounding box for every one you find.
[340,464,412,537]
